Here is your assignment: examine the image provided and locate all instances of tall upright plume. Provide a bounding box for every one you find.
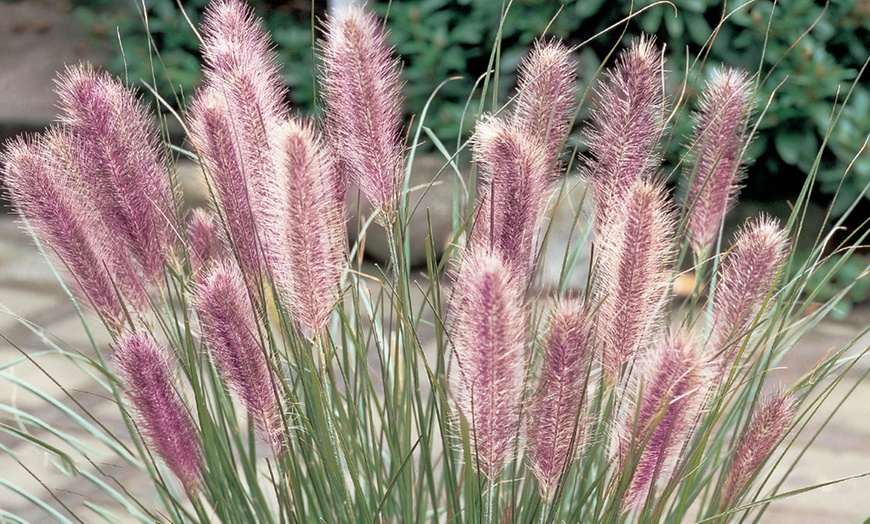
[468,116,550,283]
[526,298,594,499]
[188,0,287,281]
[512,39,577,176]
[683,68,755,254]
[583,36,666,232]
[266,118,347,335]
[708,216,788,373]
[114,332,202,491]
[595,179,676,379]
[194,261,284,449]
[448,249,527,478]
[55,65,178,281]
[320,6,405,222]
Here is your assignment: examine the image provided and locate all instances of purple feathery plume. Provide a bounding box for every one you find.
[188,0,288,281]
[468,116,551,283]
[595,179,676,379]
[320,6,405,222]
[194,261,284,449]
[616,332,711,510]
[683,68,755,254]
[583,36,666,233]
[265,118,347,335]
[448,249,527,478]
[54,65,178,281]
[186,207,226,276]
[709,216,788,373]
[2,130,149,329]
[526,298,594,499]
[719,392,795,511]
[513,39,577,176]
[114,332,202,491]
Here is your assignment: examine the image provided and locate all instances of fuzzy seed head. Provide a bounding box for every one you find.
[526,298,594,498]
[448,249,527,478]
[186,208,226,276]
[684,68,755,253]
[320,6,405,220]
[114,332,202,491]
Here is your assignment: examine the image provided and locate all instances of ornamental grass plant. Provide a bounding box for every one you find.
[1,1,869,522]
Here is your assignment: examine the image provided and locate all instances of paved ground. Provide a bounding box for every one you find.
[1,1,870,523]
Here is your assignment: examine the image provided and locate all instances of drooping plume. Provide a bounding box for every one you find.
[2,130,148,329]
[595,179,676,378]
[615,332,710,510]
[194,261,284,449]
[708,216,788,373]
[114,332,202,491]
[719,392,795,511]
[583,36,666,232]
[526,298,594,499]
[188,0,288,281]
[55,65,178,281]
[683,68,754,254]
[469,116,551,282]
[320,6,405,221]
[186,207,226,276]
[513,39,577,176]
[449,249,527,478]
[265,118,347,335]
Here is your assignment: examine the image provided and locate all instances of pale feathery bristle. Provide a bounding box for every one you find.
[54,65,178,281]
[266,117,347,335]
[683,68,754,254]
[189,0,288,282]
[2,130,148,329]
[194,261,284,450]
[708,216,788,373]
[595,179,676,379]
[186,207,226,276]
[114,332,202,491]
[448,248,527,478]
[320,6,405,221]
[526,298,594,499]
[615,332,711,510]
[512,39,577,177]
[468,116,551,283]
[719,392,795,511]
[582,36,666,233]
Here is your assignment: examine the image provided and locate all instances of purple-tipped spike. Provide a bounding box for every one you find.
[320,6,405,222]
[616,332,711,510]
[595,179,676,378]
[186,207,226,276]
[583,36,666,232]
[468,116,551,282]
[114,332,202,491]
[54,65,178,281]
[719,392,795,511]
[448,249,527,478]
[513,39,577,176]
[194,261,284,449]
[265,118,347,335]
[684,68,755,254]
[526,299,594,499]
[709,216,788,373]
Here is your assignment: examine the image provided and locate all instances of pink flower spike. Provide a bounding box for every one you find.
[526,298,594,499]
[583,36,666,233]
[684,68,755,254]
[114,332,202,492]
[194,261,284,450]
[54,65,178,281]
[448,249,527,478]
[513,39,577,177]
[266,118,347,335]
[186,207,226,276]
[320,6,405,222]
